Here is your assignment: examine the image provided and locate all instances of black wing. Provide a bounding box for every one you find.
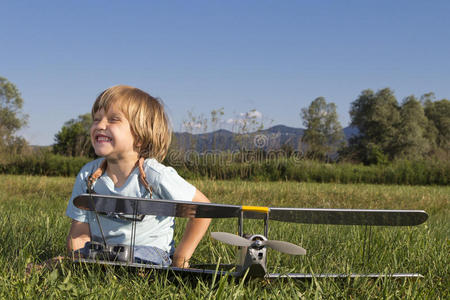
[74,194,428,226]
[73,194,240,218]
[268,208,428,226]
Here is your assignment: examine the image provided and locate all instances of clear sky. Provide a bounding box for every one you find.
[1,0,449,145]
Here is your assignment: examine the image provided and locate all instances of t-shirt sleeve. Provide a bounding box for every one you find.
[158,167,196,202]
[65,170,90,223]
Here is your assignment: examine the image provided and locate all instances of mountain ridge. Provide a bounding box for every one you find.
[174,124,358,151]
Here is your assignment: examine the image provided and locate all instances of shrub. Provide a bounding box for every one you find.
[0,151,448,185]
[0,152,90,177]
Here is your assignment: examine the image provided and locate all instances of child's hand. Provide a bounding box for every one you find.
[171,256,190,269]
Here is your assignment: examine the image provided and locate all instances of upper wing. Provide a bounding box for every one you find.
[268,207,428,226]
[73,194,241,218]
[73,194,428,226]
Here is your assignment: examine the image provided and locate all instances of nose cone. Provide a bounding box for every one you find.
[253,240,263,248]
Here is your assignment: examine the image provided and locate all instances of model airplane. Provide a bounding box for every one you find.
[73,193,428,279]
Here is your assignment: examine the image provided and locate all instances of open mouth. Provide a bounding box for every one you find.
[95,134,112,143]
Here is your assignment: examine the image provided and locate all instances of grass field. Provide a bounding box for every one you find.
[0,174,448,298]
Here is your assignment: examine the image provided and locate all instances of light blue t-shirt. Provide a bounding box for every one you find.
[66,158,196,254]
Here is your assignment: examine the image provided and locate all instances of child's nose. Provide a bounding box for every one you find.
[95,118,108,129]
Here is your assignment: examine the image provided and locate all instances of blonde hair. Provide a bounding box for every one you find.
[92,85,172,161]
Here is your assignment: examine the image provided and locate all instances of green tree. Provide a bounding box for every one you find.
[53,113,94,157]
[0,76,29,153]
[301,97,344,161]
[395,96,430,158]
[423,97,450,156]
[348,88,400,163]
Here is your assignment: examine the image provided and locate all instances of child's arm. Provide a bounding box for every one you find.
[66,220,91,254]
[172,189,211,268]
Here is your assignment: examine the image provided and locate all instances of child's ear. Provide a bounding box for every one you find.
[134,137,145,155]
[132,131,142,148]
[134,140,142,150]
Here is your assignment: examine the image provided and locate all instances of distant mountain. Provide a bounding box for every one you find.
[343,126,359,139]
[173,125,358,152]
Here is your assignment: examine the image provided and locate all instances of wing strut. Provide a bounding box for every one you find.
[129,198,138,264]
[88,190,109,248]
[361,225,373,266]
[264,211,269,238]
[238,210,244,236]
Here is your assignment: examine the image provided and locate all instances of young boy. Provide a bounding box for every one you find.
[66,85,211,268]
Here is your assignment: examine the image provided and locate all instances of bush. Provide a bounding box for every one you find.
[0,151,448,185]
[0,152,90,177]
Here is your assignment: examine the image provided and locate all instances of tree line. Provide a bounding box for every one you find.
[302,89,449,164]
[1,75,449,165]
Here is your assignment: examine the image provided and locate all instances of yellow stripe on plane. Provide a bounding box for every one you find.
[241,206,269,214]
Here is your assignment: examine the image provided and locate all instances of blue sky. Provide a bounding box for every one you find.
[1,1,449,145]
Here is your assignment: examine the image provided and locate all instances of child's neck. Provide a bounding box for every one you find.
[105,155,140,188]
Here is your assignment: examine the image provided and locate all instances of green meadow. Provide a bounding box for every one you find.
[0,175,448,299]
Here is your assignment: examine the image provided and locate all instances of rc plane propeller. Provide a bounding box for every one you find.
[211,232,306,255]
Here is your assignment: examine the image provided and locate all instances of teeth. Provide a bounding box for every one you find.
[97,136,111,142]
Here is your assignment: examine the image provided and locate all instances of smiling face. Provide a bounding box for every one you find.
[91,85,172,162]
[90,103,139,162]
